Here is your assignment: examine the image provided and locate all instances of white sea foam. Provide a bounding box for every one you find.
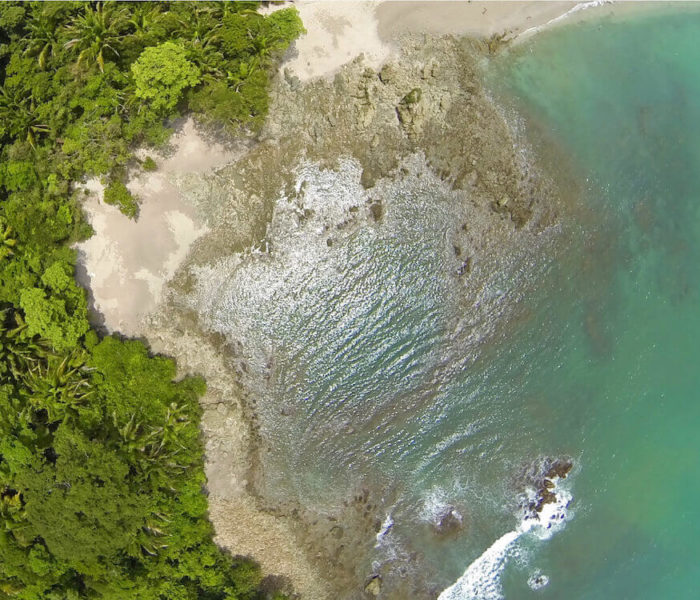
[438,530,520,600]
[518,0,614,41]
[375,513,394,547]
[419,485,466,530]
[419,487,452,523]
[527,571,549,591]
[437,479,572,600]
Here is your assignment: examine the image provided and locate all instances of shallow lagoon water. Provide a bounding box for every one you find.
[194,8,700,598]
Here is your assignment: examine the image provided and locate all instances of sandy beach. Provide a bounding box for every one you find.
[283,1,675,83]
[74,2,669,599]
[75,119,240,336]
[280,1,638,82]
[376,1,581,39]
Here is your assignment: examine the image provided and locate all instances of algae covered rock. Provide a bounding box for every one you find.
[364,575,382,596]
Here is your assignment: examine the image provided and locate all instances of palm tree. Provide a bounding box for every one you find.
[127,2,165,47]
[21,10,63,70]
[0,219,17,261]
[0,88,51,148]
[20,352,94,424]
[63,2,128,72]
[210,1,255,20]
[0,310,54,385]
[0,491,32,550]
[112,403,190,483]
[226,60,258,92]
[157,3,225,75]
[124,509,170,558]
[178,2,222,41]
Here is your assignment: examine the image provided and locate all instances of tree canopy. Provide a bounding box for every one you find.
[131,42,201,114]
[0,1,304,598]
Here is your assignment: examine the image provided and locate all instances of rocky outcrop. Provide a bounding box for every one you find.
[519,457,574,516]
[260,35,560,231]
[364,575,382,597]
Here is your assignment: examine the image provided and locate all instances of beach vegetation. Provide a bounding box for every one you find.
[131,41,201,115]
[0,1,304,598]
[141,156,157,172]
[103,180,138,219]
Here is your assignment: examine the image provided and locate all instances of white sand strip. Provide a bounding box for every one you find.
[376,1,580,40]
[282,1,394,81]
[76,119,237,337]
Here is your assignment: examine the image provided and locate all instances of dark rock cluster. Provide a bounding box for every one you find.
[432,506,464,536]
[520,456,573,515]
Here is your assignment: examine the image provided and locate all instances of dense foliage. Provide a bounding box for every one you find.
[0,2,303,599]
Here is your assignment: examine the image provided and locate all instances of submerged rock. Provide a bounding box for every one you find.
[528,571,550,590]
[433,506,464,536]
[364,575,382,597]
[396,87,425,138]
[379,62,397,84]
[368,201,383,222]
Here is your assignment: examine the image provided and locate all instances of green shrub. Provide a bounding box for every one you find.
[103,181,139,219]
[142,156,157,171]
[131,41,201,116]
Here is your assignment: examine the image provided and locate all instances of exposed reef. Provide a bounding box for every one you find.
[138,34,569,600]
[519,456,574,518]
[262,35,559,232]
[433,506,465,537]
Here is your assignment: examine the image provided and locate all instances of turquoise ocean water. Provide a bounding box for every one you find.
[200,7,700,598]
[489,8,700,598]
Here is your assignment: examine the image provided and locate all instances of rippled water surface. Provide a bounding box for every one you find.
[195,7,700,598]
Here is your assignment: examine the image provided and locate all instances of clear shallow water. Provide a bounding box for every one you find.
[490,8,700,598]
[195,8,700,598]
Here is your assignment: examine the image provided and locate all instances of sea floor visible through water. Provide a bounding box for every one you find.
[153,28,575,599]
[223,7,700,597]
[80,3,700,599]
[169,44,591,600]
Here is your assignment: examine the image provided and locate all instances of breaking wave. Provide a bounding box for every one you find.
[438,476,573,600]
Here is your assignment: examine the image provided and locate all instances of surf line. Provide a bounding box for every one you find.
[517,0,614,42]
[438,469,573,600]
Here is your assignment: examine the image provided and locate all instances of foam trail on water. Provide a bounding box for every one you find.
[518,0,613,40]
[375,513,394,547]
[438,481,572,600]
[438,530,520,600]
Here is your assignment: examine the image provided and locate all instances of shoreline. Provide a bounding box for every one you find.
[285,1,686,84]
[162,28,570,600]
[74,2,688,599]
[75,118,243,337]
[513,1,700,43]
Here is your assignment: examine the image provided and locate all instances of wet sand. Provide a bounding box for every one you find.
[284,1,672,85]
[282,1,616,83]
[376,1,581,40]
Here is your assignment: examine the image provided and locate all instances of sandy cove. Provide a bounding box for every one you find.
[76,0,653,336]
[76,2,666,599]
